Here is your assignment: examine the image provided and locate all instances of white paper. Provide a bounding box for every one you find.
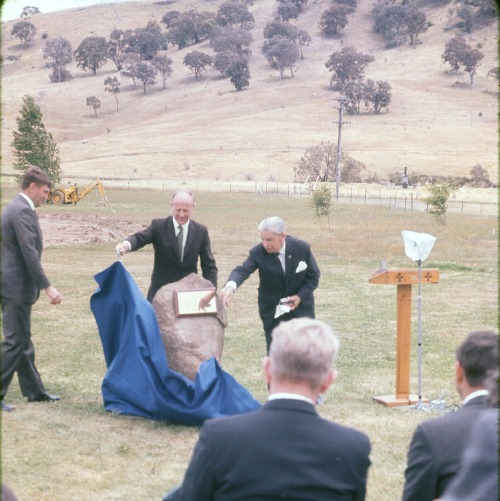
[274,300,291,319]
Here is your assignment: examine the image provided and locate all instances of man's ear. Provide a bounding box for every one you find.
[455,360,465,384]
[263,356,272,385]
[319,369,336,394]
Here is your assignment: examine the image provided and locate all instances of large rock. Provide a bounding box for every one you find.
[152,273,228,381]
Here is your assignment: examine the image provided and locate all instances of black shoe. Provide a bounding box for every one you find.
[1,402,15,411]
[28,392,60,402]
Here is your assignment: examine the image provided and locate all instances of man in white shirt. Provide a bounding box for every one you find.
[403,330,498,501]
[1,166,62,410]
[115,190,217,301]
[222,216,320,352]
[163,318,371,501]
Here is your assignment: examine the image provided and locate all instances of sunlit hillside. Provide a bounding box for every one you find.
[1,0,498,184]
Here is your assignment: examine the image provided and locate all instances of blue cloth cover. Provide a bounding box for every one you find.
[90,261,260,425]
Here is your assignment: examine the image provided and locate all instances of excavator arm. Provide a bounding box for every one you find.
[76,178,108,205]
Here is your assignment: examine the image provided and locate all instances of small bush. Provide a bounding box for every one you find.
[49,66,72,82]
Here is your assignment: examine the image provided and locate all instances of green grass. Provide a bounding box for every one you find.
[1,185,497,500]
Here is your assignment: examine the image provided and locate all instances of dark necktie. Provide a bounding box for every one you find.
[275,252,285,272]
[177,225,184,262]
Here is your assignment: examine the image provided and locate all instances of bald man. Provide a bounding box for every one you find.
[116,190,217,301]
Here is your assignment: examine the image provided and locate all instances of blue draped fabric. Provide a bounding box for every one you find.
[90,261,260,426]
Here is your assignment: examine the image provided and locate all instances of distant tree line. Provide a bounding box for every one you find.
[8,0,495,118]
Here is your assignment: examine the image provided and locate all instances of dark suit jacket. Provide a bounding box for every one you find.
[227,235,320,332]
[1,194,50,304]
[174,399,371,501]
[403,395,489,501]
[441,408,498,501]
[127,216,217,301]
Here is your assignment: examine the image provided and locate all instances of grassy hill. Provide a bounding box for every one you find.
[1,0,498,185]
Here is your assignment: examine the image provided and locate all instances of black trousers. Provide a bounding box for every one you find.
[264,311,299,353]
[1,297,45,400]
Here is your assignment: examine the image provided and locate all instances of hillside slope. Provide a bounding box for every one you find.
[1,0,498,184]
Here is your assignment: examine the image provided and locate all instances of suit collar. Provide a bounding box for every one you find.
[20,192,35,210]
[462,392,489,406]
[263,398,318,416]
[268,392,314,405]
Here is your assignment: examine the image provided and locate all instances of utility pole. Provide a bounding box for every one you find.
[333,96,347,201]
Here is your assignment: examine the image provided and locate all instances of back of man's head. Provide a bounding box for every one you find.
[270,318,339,390]
[456,330,498,387]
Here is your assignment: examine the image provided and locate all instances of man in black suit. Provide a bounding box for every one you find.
[222,216,320,352]
[116,190,217,301]
[439,367,498,501]
[1,166,62,411]
[164,318,371,501]
[402,330,498,501]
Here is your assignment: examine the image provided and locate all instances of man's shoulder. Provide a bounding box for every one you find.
[286,235,310,250]
[416,400,486,436]
[5,194,26,210]
[323,418,371,448]
[202,407,262,433]
[189,219,208,232]
[3,195,30,221]
[150,216,173,228]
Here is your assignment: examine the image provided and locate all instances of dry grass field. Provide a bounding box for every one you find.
[0,1,498,500]
[1,0,498,186]
[0,183,498,500]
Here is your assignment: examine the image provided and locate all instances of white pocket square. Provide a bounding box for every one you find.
[295,261,307,273]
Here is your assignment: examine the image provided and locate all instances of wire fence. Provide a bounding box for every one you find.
[2,174,497,216]
[107,179,496,217]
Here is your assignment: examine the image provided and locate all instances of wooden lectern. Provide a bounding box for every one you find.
[369,268,439,407]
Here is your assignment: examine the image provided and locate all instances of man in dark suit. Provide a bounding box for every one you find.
[222,216,320,352]
[116,190,217,301]
[402,330,498,501]
[164,318,371,501]
[439,368,498,501]
[1,166,62,411]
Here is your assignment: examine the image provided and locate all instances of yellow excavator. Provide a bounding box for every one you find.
[50,178,108,205]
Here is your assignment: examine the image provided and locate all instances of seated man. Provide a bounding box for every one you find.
[403,330,498,501]
[164,318,371,501]
[439,369,499,501]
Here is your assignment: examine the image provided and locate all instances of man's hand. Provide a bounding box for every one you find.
[198,290,216,311]
[284,295,301,311]
[45,285,61,305]
[221,286,235,307]
[115,241,130,256]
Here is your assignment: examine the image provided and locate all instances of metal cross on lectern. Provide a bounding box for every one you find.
[369,268,440,407]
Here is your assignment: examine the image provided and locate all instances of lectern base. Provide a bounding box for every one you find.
[373,394,430,407]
